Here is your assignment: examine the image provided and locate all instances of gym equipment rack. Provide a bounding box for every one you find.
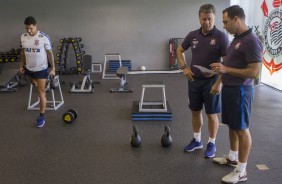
[0,48,21,63]
[56,37,85,75]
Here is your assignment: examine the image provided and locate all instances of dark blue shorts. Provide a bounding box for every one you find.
[221,85,254,130]
[188,76,221,114]
[25,68,48,79]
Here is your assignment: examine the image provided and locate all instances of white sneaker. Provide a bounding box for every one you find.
[222,169,247,183]
[213,155,238,167]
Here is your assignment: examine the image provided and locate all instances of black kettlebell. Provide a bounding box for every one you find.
[161,125,172,147]
[50,75,59,89]
[18,73,28,87]
[130,125,141,147]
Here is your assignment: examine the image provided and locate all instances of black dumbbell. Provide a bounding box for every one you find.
[62,109,78,124]
[70,37,82,43]
[75,51,85,57]
[77,67,82,72]
[70,38,75,43]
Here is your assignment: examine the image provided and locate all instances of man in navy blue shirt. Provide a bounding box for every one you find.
[211,5,263,183]
[177,4,229,158]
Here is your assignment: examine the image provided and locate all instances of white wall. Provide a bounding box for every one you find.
[0,0,229,70]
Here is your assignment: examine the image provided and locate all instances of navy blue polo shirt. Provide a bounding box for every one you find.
[181,27,229,78]
[222,29,263,86]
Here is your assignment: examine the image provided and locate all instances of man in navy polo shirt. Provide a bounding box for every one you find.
[211,5,262,183]
[177,4,229,158]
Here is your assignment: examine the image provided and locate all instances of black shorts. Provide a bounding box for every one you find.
[25,68,48,79]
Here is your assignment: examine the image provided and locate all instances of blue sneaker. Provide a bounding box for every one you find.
[184,138,203,152]
[36,116,45,128]
[204,142,216,158]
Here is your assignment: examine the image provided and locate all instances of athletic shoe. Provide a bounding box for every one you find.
[222,169,247,183]
[36,116,45,128]
[184,138,203,152]
[204,142,216,158]
[213,155,238,167]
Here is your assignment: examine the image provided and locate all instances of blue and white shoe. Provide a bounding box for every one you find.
[204,142,216,158]
[184,138,203,152]
[36,116,45,128]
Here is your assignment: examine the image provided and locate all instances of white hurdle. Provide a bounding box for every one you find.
[27,75,64,111]
[139,81,167,112]
[102,53,122,79]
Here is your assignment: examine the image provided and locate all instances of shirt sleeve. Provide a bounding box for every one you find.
[219,33,229,57]
[181,32,192,50]
[244,37,263,63]
[44,35,52,50]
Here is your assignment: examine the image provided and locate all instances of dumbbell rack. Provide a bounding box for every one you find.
[56,37,85,75]
[0,48,21,63]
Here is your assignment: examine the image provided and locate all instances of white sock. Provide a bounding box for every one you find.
[208,137,216,144]
[194,132,201,142]
[236,162,247,173]
[228,150,238,161]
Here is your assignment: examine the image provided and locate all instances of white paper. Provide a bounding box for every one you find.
[193,65,217,75]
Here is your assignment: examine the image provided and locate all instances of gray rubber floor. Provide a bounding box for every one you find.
[0,68,281,184]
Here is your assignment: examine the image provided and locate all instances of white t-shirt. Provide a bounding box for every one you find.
[21,31,52,71]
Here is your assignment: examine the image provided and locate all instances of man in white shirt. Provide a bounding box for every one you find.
[20,16,55,128]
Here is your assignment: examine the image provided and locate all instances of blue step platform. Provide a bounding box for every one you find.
[131,101,172,121]
[109,60,132,72]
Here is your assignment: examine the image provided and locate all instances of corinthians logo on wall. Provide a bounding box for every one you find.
[261,0,282,75]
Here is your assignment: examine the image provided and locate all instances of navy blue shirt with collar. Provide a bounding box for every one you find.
[181,26,229,78]
[222,29,263,86]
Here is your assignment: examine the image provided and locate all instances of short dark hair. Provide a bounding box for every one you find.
[223,5,245,20]
[24,16,37,25]
[199,4,216,16]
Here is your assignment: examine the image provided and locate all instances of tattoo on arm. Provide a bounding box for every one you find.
[46,49,55,69]
[20,50,26,68]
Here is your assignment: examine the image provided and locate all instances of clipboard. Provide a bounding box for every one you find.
[193,65,217,75]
